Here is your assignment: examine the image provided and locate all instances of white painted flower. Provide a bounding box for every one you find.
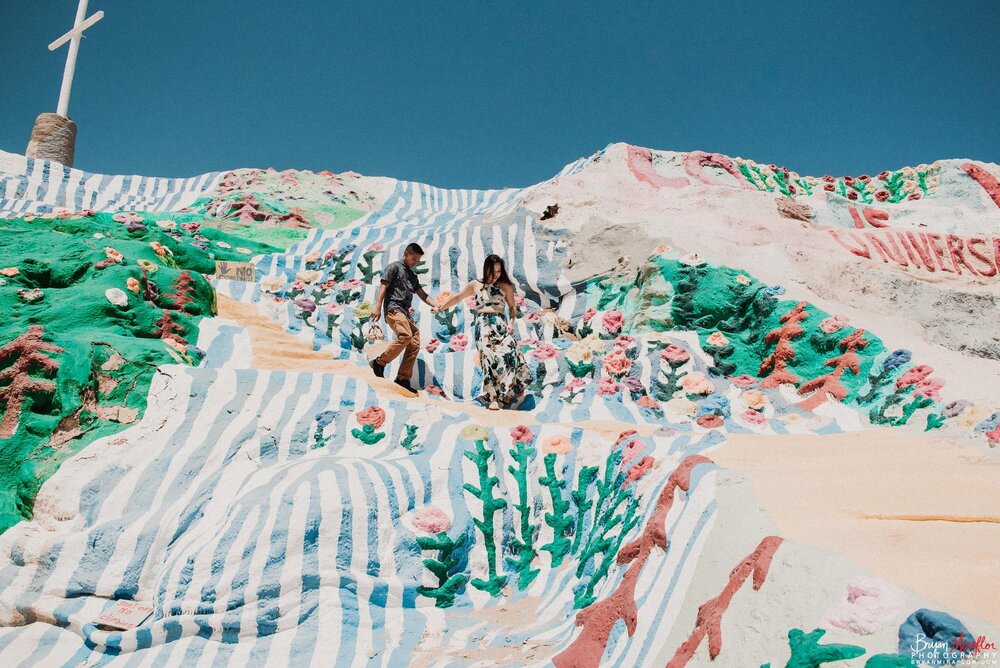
[806,176,819,186]
[927,176,939,189]
[665,397,698,417]
[901,167,915,178]
[903,181,917,193]
[583,334,606,354]
[765,177,777,189]
[865,182,877,193]
[576,438,605,468]
[259,275,285,293]
[105,288,128,307]
[565,343,593,365]
[679,253,705,267]
[216,241,232,249]
[156,219,177,230]
[296,269,323,284]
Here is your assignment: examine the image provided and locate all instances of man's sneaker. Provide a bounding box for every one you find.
[394,378,416,394]
[370,359,385,378]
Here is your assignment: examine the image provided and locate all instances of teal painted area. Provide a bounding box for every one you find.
[0,212,279,533]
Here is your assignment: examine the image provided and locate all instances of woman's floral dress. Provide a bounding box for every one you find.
[473,282,532,405]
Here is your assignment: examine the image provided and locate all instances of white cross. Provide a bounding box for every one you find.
[48,0,104,118]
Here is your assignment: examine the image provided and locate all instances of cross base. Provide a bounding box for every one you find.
[26,112,77,168]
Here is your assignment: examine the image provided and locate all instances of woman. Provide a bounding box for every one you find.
[433,254,532,410]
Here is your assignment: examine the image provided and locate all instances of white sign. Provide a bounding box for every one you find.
[95,600,154,630]
[216,260,256,282]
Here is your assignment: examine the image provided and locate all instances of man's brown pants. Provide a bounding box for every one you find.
[377,309,420,381]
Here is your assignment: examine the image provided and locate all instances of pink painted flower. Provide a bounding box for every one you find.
[291,280,307,291]
[847,191,858,201]
[730,374,757,388]
[356,406,386,429]
[367,242,384,252]
[602,348,632,377]
[325,303,343,315]
[514,294,526,308]
[613,334,636,349]
[510,425,535,444]
[908,192,922,201]
[660,344,691,365]
[323,249,336,262]
[542,435,572,455]
[875,190,890,202]
[741,409,767,425]
[742,390,767,411]
[696,414,724,429]
[820,315,849,334]
[637,395,660,410]
[411,506,452,533]
[824,183,836,192]
[126,277,140,293]
[582,307,597,322]
[706,331,729,347]
[896,364,933,389]
[912,377,944,400]
[877,171,891,180]
[520,338,540,347]
[525,311,540,324]
[532,344,558,361]
[565,378,586,393]
[987,426,1000,445]
[602,310,624,334]
[343,278,362,290]
[681,371,714,395]
[425,385,446,397]
[449,333,468,351]
[181,221,202,233]
[597,377,620,396]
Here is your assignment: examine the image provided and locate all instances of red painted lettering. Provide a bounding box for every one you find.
[905,232,936,271]
[925,233,955,273]
[945,235,979,275]
[966,237,997,276]
[866,232,907,266]
[829,230,871,259]
[862,208,890,228]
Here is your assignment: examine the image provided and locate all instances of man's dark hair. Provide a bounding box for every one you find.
[404,243,424,255]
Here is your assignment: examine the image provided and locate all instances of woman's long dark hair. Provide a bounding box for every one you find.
[481,254,514,286]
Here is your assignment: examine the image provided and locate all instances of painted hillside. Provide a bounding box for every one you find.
[0,144,998,667]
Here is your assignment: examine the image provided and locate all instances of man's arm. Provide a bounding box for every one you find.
[373,281,388,321]
[415,287,439,310]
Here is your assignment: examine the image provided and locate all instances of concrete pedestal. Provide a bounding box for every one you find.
[25,112,77,167]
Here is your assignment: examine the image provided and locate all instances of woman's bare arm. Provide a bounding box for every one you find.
[436,280,478,312]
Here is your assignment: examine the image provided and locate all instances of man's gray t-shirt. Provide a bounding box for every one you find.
[381,260,422,315]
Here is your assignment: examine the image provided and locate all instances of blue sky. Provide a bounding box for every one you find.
[2,1,997,188]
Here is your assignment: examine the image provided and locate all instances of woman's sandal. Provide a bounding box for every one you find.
[488,401,500,411]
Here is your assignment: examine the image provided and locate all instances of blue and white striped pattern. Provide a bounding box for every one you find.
[0,150,220,217]
[0,364,722,665]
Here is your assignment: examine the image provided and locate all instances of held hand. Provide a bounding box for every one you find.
[371,310,382,322]
[507,321,515,335]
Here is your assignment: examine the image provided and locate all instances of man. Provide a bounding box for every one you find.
[371,243,438,392]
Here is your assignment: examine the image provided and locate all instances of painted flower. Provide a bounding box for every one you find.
[681,371,714,395]
[602,310,625,334]
[582,307,597,322]
[294,298,316,313]
[156,219,177,230]
[425,385,446,397]
[818,314,848,334]
[666,397,698,417]
[325,303,343,315]
[696,414,724,429]
[874,190,890,202]
[742,390,768,411]
[525,311,540,324]
[532,343,557,361]
[112,212,143,225]
[908,192,922,201]
[367,242,384,252]
[137,259,158,273]
[637,395,660,410]
[602,348,632,377]
[824,183,836,192]
[741,409,768,425]
[354,301,374,320]
[941,400,970,419]
[323,249,336,262]
[613,334,636,349]
[425,338,440,353]
[216,241,232,249]
[654,244,671,255]
[102,247,124,264]
[296,269,323,284]
[356,406,386,429]
[660,344,691,365]
[411,506,451,534]
[105,288,128,307]
[730,374,757,388]
[259,276,284,293]
[126,277,140,293]
[877,171,891,180]
[510,425,535,444]
[460,424,489,441]
[912,377,944,400]
[882,349,912,371]
[343,278,362,290]
[542,435,572,455]
[597,377,620,396]
[450,333,469,351]
[621,376,644,394]
[736,274,751,285]
[706,332,729,347]
[847,191,858,201]
[149,241,172,258]
[565,377,586,393]
[181,221,201,233]
[896,364,933,389]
